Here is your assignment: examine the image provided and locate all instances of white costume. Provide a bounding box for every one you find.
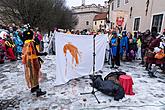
[43,34,49,53]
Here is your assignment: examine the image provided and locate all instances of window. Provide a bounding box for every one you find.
[133,18,140,31]
[101,21,103,23]
[117,0,120,8]
[125,0,129,4]
[152,14,163,32]
[95,21,97,25]
[86,21,89,25]
[111,2,114,11]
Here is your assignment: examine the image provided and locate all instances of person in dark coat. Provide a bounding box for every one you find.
[145,27,158,70]
[140,30,150,65]
[128,32,136,61]
[116,35,121,66]
[92,75,125,101]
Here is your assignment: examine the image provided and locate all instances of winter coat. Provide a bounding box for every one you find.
[93,76,125,101]
[146,38,161,64]
[13,31,23,53]
[120,36,129,57]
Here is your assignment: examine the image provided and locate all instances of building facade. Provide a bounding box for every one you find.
[93,13,108,32]
[108,0,165,33]
[72,3,108,31]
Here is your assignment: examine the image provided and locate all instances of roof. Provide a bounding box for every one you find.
[93,13,107,21]
[72,4,107,10]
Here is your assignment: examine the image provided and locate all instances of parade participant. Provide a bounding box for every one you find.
[5,34,16,61]
[22,29,47,97]
[66,29,71,34]
[154,35,165,71]
[0,37,6,64]
[136,34,142,60]
[43,34,49,53]
[116,34,121,66]
[140,30,150,65]
[145,27,157,70]
[162,30,165,72]
[75,30,80,35]
[110,31,118,68]
[133,32,138,57]
[34,30,41,52]
[13,31,23,59]
[120,31,129,61]
[128,32,136,61]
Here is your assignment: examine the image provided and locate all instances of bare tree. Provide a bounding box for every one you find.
[0,0,78,31]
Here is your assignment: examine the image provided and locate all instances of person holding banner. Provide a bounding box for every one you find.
[22,29,47,97]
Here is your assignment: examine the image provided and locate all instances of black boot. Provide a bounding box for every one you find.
[110,66,114,69]
[31,85,39,93]
[148,71,157,78]
[36,89,46,97]
[110,61,114,68]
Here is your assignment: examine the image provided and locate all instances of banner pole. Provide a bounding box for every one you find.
[80,34,100,104]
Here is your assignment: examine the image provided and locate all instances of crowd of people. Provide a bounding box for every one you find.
[60,27,165,75]
[0,24,165,74]
[0,24,49,64]
[106,27,165,75]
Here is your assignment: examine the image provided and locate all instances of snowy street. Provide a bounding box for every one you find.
[0,55,165,110]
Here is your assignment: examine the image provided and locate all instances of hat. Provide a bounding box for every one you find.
[24,30,34,40]
[122,31,127,36]
[0,31,8,39]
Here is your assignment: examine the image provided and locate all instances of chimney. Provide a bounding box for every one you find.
[82,0,85,6]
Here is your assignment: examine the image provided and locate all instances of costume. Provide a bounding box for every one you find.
[110,33,118,68]
[120,32,129,60]
[0,38,6,63]
[128,38,136,61]
[13,31,23,59]
[5,36,16,61]
[22,30,47,97]
[136,38,142,59]
[43,34,49,53]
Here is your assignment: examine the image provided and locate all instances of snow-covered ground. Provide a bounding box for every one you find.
[0,55,165,110]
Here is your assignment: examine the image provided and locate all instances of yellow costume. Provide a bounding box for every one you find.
[22,40,40,88]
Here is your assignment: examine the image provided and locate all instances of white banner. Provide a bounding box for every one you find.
[55,32,107,85]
